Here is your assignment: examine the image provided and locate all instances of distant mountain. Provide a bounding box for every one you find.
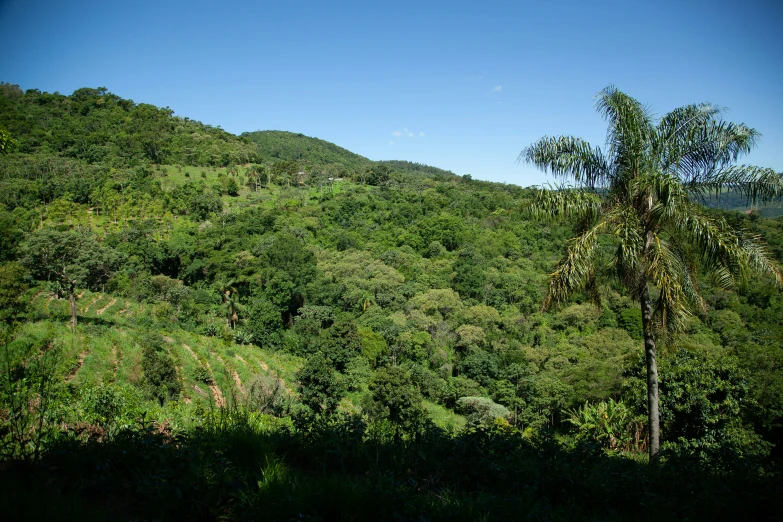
[241,130,373,173]
[376,160,458,180]
[241,130,461,182]
[700,189,783,216]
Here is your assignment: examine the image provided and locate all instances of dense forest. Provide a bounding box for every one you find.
[1,83,782,520]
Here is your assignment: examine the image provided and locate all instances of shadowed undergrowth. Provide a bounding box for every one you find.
[0,409,780,521]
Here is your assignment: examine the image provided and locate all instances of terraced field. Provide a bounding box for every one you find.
[24,287,466,428]
[27,288,301,411]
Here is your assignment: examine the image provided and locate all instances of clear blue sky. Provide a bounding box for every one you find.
[1,0,781,186]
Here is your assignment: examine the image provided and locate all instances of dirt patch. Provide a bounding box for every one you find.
[182,344,199,362]
[29,290,44,304]
[82,294,102,313]
[204,355,226,407]
[97,297,117,315]
[193,385,207,397]
[162,335,175,343]
[65,351,89,382]
[117,302,130,314]
[209,382,225,407]
[111,344,120,381]
[183,344,225,406]
[214,353,245,396]
[233,372,244,392]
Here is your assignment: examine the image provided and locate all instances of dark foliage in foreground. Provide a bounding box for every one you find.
[1,410,780,521]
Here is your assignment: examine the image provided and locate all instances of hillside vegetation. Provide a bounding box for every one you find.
[242,130,373,173]
[1,84,782,520]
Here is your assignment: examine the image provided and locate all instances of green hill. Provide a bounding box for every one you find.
[241,130,373,173]
[0,83,259,167]
[377,159,458,180]
[241,130,460,181]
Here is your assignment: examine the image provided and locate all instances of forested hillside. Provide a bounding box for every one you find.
[1,84,782,520]
[242,130,373,173]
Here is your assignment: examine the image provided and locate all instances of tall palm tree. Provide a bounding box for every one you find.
[521,86,783,459]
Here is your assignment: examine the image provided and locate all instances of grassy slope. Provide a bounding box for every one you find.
[29,287,466,426]
[28,288,299,407]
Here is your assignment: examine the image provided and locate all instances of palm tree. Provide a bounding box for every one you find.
[520,86,783,459]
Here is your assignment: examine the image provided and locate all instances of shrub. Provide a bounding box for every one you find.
[249,373,292,416]
[566,399,644,451]
[140,336,181,405]
[193,365,214,385]
[456,396,510,426]
[362,366,425,439]
[296,352,344,416]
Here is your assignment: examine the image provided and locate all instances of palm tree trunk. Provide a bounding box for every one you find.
[639,284,660,460]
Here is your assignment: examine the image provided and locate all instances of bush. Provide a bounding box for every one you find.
[0,326,62,461]
[456,396,510,426]
[192,365,213,385]
[362,366,425,438]
[140,335,181,405]
[248,373,292,416]
[296,352,344,416]
[566,399,644,451]
[626,347,769,465]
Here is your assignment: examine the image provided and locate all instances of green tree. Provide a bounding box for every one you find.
[20,229,120,332]
[521,86,783,459]
[296,352,344,416]
[0,262,29,323]
[362,366,425,439]
[224,176,239,197]
[139,334,181,405]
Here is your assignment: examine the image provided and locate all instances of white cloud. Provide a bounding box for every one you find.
[491,85,503,93]
[391,128,424,139]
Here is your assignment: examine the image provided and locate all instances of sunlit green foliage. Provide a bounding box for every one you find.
[1,83,782,519]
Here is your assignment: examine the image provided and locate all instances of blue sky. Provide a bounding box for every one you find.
[1,0,781,186]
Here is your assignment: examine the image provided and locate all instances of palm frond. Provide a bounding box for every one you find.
[526,186,603,223]
[688,165,783,205]
[610,205,645,295]
[676,204,782,288]
[594,86,655,168]
[645,232,693,333]
[544,217,612,309]
[673,121,762,184]
[735,228,783,286]
[520,136,610,187]
[630,170,689,226]
[654,103,722,167]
